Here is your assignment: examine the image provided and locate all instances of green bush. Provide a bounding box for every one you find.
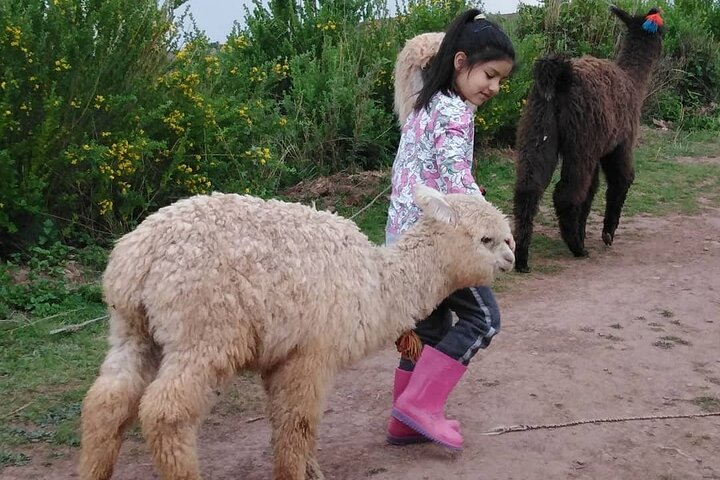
[2,0,719,254]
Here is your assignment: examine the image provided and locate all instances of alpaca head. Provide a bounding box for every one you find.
[610,6,664,58]
[413,185,515,282]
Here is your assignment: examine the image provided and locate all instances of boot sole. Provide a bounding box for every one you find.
[386,434,431,445]
[391,409,463,450]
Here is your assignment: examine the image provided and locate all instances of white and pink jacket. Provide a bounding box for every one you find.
[385,91,484,243]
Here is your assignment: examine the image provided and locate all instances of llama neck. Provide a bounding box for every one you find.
[615,40,659,91]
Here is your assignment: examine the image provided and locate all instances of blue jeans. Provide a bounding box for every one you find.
[386,231,501,370]
[398,286,501,371]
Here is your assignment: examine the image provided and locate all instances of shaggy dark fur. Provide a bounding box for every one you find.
[513,6,664,272]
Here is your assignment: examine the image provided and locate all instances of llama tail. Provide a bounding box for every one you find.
[512,54,571,272]
[79,305,159,480]
[393,32,444,126]
[532,54,573,101]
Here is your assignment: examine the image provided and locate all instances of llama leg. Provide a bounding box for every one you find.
[601,143,635,245]
[262,356,330,480]
[79,315,159,480]
[578,165,600,246]
[139,346,237,480]
[553,152,597,258]
[513,159,559,272]
[512,188,543,273]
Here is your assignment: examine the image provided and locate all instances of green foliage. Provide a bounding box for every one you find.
[2,0,720,253]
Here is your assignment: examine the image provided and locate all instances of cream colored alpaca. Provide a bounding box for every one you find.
[78,185,514,480]
[393,32,444,125]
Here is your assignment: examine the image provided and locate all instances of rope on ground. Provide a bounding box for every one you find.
[49,313,110,335]
[349,185,391,221]
[481,411,720,435]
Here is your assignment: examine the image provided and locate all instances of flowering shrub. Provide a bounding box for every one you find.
[1,0,718,253]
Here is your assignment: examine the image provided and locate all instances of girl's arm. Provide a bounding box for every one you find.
[434,110,482,195]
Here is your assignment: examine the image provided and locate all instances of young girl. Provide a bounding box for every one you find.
[385,9,516,450]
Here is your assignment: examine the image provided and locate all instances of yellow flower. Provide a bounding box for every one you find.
[278,117,288,127]
[98,199,113,215]
[54,58,71,71]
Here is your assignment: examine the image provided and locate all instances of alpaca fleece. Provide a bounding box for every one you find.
[78,187,514,480]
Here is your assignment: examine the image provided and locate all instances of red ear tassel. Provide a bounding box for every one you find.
[646,12,664,27]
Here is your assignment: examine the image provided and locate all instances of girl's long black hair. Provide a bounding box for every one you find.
[414,8,516,112]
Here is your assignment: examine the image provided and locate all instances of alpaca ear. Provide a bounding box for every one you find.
[414,185,456,225]
[609,5,631,26]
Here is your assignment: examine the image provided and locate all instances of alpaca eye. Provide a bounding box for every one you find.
[481,236,493,245]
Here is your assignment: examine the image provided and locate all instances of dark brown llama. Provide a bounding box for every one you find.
[512,6,664,272]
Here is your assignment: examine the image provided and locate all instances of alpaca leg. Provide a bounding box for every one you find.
[578,165,600,246]
[79,317,159,480]
[139,347,237,480]
[601,143,635,246]
[305,456,325,480]
[262,356,330,480]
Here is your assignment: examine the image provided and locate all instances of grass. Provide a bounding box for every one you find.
[692,396,720,412]
[658,335,692,346]
[1,126,719,469]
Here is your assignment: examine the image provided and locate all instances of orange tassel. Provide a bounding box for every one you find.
[646,12,663,27]
[395,330,423,363]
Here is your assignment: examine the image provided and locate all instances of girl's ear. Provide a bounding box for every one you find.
[453,51,468,72]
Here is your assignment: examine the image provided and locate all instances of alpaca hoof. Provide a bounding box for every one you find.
[602,231,614,246]
[306,457,325,480]
[572,248,588,258]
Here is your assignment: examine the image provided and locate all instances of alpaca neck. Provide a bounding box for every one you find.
[615,40,658,90]
[382,229,455,329]
[374,226,456,344]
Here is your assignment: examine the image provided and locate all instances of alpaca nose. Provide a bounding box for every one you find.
[506,236,516,252]
[504,252,515,265]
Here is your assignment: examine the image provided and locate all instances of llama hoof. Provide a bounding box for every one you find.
[514,263,530,273]
[602,231,614,246]
[571,247,588,258]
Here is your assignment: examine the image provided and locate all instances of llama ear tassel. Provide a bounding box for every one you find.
[642,10,664,33]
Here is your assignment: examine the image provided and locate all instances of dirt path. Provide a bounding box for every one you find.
[3,209,719,480]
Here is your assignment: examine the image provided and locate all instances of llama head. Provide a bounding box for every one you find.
[610,6,665,55]
[413,185,515,283]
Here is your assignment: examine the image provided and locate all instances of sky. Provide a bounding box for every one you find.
[177,0,541,43]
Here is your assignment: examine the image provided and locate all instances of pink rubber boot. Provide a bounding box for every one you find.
[391,346,466,450]
[386,368,460,445]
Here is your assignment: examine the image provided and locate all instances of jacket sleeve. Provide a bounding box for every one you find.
[433,107,482,195]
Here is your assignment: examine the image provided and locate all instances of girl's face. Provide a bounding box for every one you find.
[453,53,513,107]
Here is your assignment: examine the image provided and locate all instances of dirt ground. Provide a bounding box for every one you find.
[3,206,720,480]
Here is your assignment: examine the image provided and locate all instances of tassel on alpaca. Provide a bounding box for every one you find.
[395,330,422,363]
